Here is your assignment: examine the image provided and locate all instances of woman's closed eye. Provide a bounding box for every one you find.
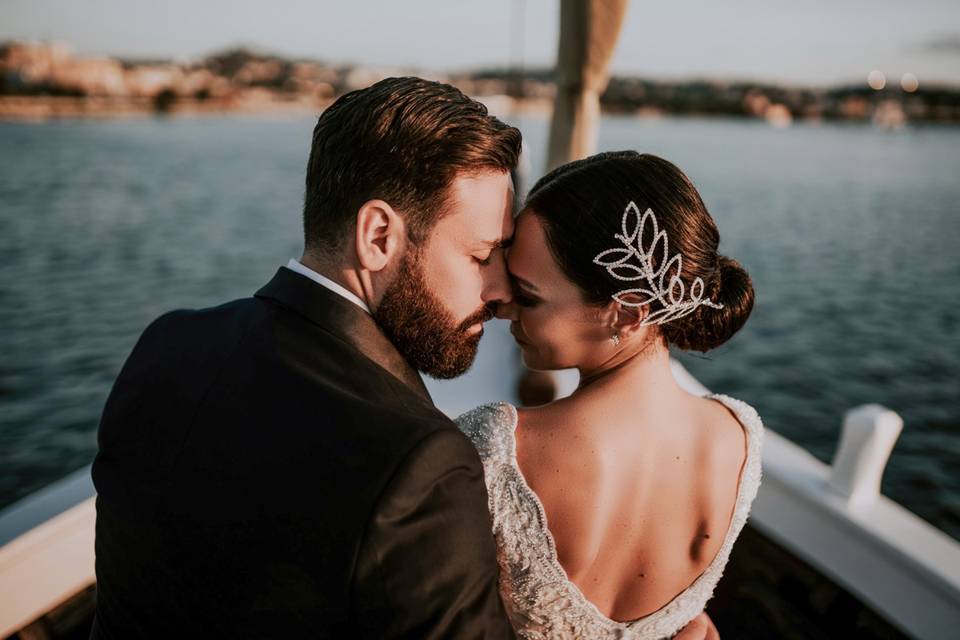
[513,288,541,308]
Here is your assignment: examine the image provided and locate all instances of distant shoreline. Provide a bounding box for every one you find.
[0,94,332,121]
[4,41,960,126]
[0,94,559,122]
[6,95,960,130]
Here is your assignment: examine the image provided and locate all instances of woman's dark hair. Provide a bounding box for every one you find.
[303,76,522,254]
[524,151,754,352]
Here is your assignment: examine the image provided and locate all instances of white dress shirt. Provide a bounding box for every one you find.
[285,258,371,314]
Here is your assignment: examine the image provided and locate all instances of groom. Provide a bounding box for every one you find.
[91,77,520,639]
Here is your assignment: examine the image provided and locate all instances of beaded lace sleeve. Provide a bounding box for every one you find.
[455,395,764,640]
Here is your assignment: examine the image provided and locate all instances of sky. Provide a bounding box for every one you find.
[2,0,959,87]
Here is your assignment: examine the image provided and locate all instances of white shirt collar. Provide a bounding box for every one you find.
[285,258,371,314]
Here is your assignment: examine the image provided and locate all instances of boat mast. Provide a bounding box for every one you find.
[517,0,628,407]
[546,0,628,171]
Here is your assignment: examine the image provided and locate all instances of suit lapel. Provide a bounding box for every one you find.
[255,267,432,404]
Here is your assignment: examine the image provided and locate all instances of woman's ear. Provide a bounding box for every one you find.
[606,294,650,338]
[355,199,406,272]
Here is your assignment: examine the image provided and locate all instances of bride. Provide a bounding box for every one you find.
[457,151,763,639]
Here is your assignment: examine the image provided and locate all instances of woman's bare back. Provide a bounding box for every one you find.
[515,391,749,622]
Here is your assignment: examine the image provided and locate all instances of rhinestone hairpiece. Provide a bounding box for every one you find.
[592,202,723,326]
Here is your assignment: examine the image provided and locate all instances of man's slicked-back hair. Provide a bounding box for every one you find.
[303,76,522,254]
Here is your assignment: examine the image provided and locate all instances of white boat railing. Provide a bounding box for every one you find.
[670,360,960,640]
[1,362,959,638]
[0,466,95,637]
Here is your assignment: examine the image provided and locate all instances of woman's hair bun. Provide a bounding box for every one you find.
[663,255,754,352]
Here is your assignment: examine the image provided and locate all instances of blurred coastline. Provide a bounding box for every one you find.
[3,40,960,126]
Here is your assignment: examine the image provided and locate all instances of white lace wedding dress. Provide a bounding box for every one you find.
[455,393,764,640]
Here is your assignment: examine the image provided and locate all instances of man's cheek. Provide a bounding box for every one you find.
[429,258,474,315]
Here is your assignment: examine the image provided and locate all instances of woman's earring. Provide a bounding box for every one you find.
[612,333,621,346]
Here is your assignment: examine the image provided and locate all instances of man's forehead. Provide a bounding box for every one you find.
[492,197,516,246]
[503,213,516,240]
[475,217,514,248]
[443,172,514,234]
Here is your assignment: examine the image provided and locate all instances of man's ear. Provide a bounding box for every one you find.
[355,199,406,272]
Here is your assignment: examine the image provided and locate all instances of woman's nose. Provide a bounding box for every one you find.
[495,300,519,321]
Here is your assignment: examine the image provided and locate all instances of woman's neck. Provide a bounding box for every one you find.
[575,339,685,406]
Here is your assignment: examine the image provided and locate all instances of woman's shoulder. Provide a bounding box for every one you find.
[700,393,765,461]
[697,392,765,515]
[454,401,518,464]
[703,393,763,432]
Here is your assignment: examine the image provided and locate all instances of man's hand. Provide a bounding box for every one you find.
[673,612,720,640]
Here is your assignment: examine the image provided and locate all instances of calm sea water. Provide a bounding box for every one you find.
[1,114,958,541]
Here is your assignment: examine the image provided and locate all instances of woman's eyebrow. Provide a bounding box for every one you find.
[509,270,540,293]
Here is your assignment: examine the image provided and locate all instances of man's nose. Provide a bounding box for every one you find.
[481,252,513,306]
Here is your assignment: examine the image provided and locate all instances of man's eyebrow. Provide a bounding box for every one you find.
[480,237,514,249]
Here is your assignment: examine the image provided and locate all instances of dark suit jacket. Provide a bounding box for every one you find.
[90,266,514,639]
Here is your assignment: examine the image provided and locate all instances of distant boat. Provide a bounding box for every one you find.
[873,99,908,130]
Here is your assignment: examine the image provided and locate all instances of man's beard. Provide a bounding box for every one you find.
[374,248,494,380]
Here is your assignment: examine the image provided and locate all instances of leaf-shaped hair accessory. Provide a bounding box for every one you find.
[592,202,723,326]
